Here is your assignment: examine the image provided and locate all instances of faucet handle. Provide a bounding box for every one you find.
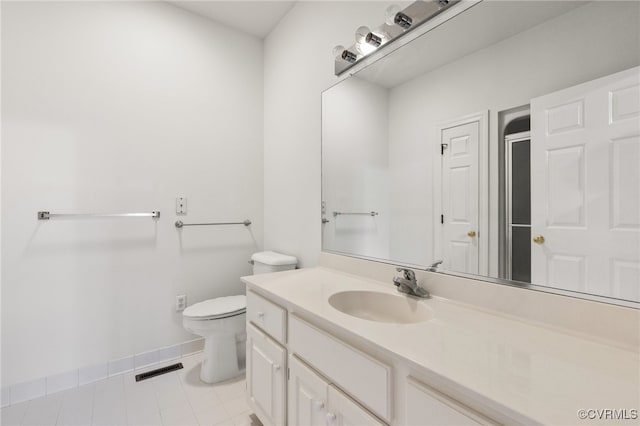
[427,260,443,272]
[395,267,416,281]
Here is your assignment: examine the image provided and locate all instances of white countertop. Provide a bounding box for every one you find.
[242,267,640,425]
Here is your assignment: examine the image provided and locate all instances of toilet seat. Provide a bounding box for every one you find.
[183,295,246,320]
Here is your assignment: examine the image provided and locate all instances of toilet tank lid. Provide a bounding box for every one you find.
[251,251,297,266]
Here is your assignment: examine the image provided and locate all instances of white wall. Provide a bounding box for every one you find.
[1,1,264,386]
[387,1,640,268]
[322,78,390,259]
[263,1,401,267]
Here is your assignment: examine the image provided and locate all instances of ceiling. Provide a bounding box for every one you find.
[168,1,296,38]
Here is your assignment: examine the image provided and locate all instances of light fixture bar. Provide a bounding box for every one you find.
[334,0,458,76]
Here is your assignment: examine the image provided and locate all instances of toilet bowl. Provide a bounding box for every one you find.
[183,251,297,384]
[182,295,247,383]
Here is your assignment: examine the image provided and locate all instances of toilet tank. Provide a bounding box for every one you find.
[251,251,297,274]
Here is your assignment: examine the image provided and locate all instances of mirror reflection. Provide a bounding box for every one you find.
[322,1,640,304]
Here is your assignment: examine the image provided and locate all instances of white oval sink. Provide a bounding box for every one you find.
[328,290,432,324]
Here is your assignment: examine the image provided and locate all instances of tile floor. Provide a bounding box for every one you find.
[1,354,262,426]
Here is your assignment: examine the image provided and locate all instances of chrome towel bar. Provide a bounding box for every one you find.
[38,211,160,220]
[332,211,378,217]
[175,220,251,228]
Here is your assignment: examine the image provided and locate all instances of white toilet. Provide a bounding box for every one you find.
[182,251,297,383]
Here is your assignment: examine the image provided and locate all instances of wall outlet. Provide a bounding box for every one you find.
[176,295,187,312]
[176,196,187,215]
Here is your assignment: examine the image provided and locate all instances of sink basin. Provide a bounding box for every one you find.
[328,290,432,324]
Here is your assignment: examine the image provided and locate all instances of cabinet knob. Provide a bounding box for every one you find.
[257,312,264,319]
[533,235,545,244]
[313,400,325,410]
[273,364,281,371]
[326,413,336,424]
[467,230,476,237]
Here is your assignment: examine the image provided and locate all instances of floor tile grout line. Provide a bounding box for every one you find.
[56,385,95,426]
[51,394,65,426]
[123,370,162,426]
[13,399,30,426]
[178,366,237,426]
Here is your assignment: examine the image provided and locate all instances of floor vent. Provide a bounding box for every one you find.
[135,363,183,382]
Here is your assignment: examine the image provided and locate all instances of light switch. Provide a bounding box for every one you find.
[176,196,187,215]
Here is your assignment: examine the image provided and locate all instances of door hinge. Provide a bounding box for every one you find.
[441,143,448,155]
[441,214,444,224]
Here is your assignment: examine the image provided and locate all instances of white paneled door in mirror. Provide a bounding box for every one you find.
[441,121,480,276]
[531,67,640,302]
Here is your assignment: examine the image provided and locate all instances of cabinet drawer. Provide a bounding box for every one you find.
[405,377,496,426]
[247,290,286,344]
[289,315,391,422]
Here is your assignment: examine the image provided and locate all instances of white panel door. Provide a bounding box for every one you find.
[247,323,286,426]
[441,121,480,274]
[531,66,640,301]
[326,385,385,426]
[288,355,329,426]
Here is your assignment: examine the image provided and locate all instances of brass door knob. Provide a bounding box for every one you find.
[533,235,545,244]
[467,230,476,237]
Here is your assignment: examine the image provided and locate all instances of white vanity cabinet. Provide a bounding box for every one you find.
[288,315,391,422]
[288,355,328,426]
[246,289,288,426]
[289,355,385,426]
[246,288,500,426]
[405,377,494,426]
[247,323,286,426]
[326,385,386,426]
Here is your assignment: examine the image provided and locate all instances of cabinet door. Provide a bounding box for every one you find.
[289,315,391,422]
[405,377,494,425]
[326,385,385,426]
[247,323,286,426]
[288,355,328,426]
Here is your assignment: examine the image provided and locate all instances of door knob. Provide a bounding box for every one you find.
[533,235,545,244]
[467,230,476,237]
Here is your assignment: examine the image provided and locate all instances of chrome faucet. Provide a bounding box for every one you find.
[393,268,429,298]
[427,260,443,272]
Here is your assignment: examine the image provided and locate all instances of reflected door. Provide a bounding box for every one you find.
[531,66,640,301]
[505,132,531,283]
[441,121,480,275]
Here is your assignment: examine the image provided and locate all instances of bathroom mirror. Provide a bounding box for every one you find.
[321,0,640,306]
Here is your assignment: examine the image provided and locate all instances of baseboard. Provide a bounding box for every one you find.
[1,337,204,407]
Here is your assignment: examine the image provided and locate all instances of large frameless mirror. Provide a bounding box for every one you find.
[321,0,640,306]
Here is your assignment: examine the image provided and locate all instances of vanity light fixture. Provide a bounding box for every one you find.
[341,49,358,63]
[355,26,370,45]
[365,32,383,47]
[385,5,402,25]
[332,45,358,63]
[334,0,458,75]
[386,4,413,30]
[355,26,377,55]
[393,12,413,29]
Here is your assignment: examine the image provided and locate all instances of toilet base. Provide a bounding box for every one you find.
[200,333,241,384]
